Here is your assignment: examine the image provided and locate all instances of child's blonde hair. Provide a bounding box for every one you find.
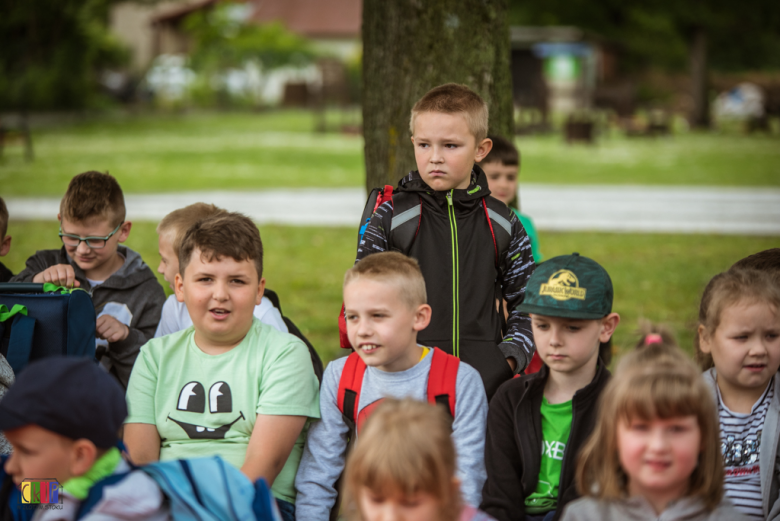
[345,252,427,309]
[695,268,780,369]
[342,398,460,521]
[575,344,724,511]
[157,203,228,256]
[410,83,489,142]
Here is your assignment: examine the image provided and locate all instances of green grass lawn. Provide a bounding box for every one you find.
[1,110,778,196]
[5,220,776,367]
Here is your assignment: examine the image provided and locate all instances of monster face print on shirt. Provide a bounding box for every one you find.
[167,381,245,439]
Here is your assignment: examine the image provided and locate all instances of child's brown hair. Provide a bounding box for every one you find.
[730,248,780,273]
[178,212,263,278]
[634,320,679,350]
[157,203,228,256]
[479,135,519,167]
[60,171,125,227]
[575,343,724,511]
[695,268,780,369]
[345,252,427,309]
[342,398,460,521]
[0,197,8,238]
[410,83,489,142]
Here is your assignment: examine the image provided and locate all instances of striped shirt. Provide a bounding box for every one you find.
[718,379,774,520]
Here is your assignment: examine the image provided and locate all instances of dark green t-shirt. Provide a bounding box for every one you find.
[525,397,573,514]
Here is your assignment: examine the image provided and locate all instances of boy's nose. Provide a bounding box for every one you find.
[76,241,92,255]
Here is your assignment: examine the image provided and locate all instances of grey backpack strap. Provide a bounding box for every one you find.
[484,197,513,265]
[388,193,423,254]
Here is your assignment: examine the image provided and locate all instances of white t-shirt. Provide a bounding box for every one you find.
[154,294,288,338]
[718,378,774,520]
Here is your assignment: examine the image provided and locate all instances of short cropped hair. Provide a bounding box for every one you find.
[0,197,8,238]
[344,252,427,309]
[410,83,489,143]
[576,344,724,511]
[342,398,460,521]
[479,135,519,167]
[60,171,125,227]
[730,248,780,273]
[178,213,263,279]
[158,203,229,256]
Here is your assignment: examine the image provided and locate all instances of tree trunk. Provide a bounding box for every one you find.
[689,26,710,129]
[362,0,513,191]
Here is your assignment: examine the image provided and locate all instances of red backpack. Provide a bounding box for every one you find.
[337,347,460,433]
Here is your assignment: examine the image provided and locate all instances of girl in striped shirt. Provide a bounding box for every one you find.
[698,268,780,520]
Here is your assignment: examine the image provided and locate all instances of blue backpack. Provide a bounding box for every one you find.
[0,283,96,374]
[77,456,282,521]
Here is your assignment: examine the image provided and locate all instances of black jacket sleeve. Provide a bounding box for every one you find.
[481,384,528,521]
[355,200,392,262]
[498,213,536,371]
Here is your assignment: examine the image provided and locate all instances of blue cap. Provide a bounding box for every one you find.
[0,357,127,448]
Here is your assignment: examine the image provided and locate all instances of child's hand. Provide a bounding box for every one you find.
[506,357,517,373]
[96,315,130,343]
[32,265,81,288]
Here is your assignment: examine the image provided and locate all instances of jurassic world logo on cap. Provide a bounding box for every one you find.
[539,270,587,301]
[517,252,613,320]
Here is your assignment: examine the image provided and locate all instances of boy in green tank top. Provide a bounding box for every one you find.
[481,253,620,521]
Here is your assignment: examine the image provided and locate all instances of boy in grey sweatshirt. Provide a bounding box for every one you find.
[295,252,488,519]
[11,172,165,389]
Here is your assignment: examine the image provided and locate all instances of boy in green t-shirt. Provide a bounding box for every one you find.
[124,212,320,520]
[481,253,620,521]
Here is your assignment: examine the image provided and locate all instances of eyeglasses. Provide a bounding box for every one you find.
[59,222,124,249]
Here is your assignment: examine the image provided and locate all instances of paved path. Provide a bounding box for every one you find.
[6,185,780,235]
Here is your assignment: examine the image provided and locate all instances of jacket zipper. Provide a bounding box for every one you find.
[446,191,460,358]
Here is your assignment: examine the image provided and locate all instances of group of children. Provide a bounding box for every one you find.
[0,82,777,521]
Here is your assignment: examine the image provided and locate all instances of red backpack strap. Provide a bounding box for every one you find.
[426,347,460,418]
[337,352,367,424]
[482,199,499,268]
[379,185,394,210]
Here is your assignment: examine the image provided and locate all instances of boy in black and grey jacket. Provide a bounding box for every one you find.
[355,84,536,399]
[481,253,620,521]
[12,172,165,389]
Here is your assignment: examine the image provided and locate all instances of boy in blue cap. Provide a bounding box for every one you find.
[481,253,620,521]
[0,357,169,520]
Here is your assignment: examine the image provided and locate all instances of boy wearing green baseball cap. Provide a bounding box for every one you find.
[481,253,620,521]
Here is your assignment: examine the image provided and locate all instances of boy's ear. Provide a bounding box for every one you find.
[698,324,712,354]
[69,439,98,477]
[474,137,493,163]
[413,303,432,332]
[174,272,185,303]
[0,235,11,256]
[598,312,621,343]
[117,221,132,243]
[256,277,266,306]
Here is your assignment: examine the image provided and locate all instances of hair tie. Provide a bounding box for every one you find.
[644,334,663,345]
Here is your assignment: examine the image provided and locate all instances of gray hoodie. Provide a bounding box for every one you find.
[560,496,747,521]
[11,246,165,389]
[703,369,780,521]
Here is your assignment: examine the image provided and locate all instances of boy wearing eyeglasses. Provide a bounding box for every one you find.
[11,171,165,389]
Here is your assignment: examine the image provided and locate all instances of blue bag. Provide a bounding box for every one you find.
[0,283,96,374]
[76,456,281,521]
